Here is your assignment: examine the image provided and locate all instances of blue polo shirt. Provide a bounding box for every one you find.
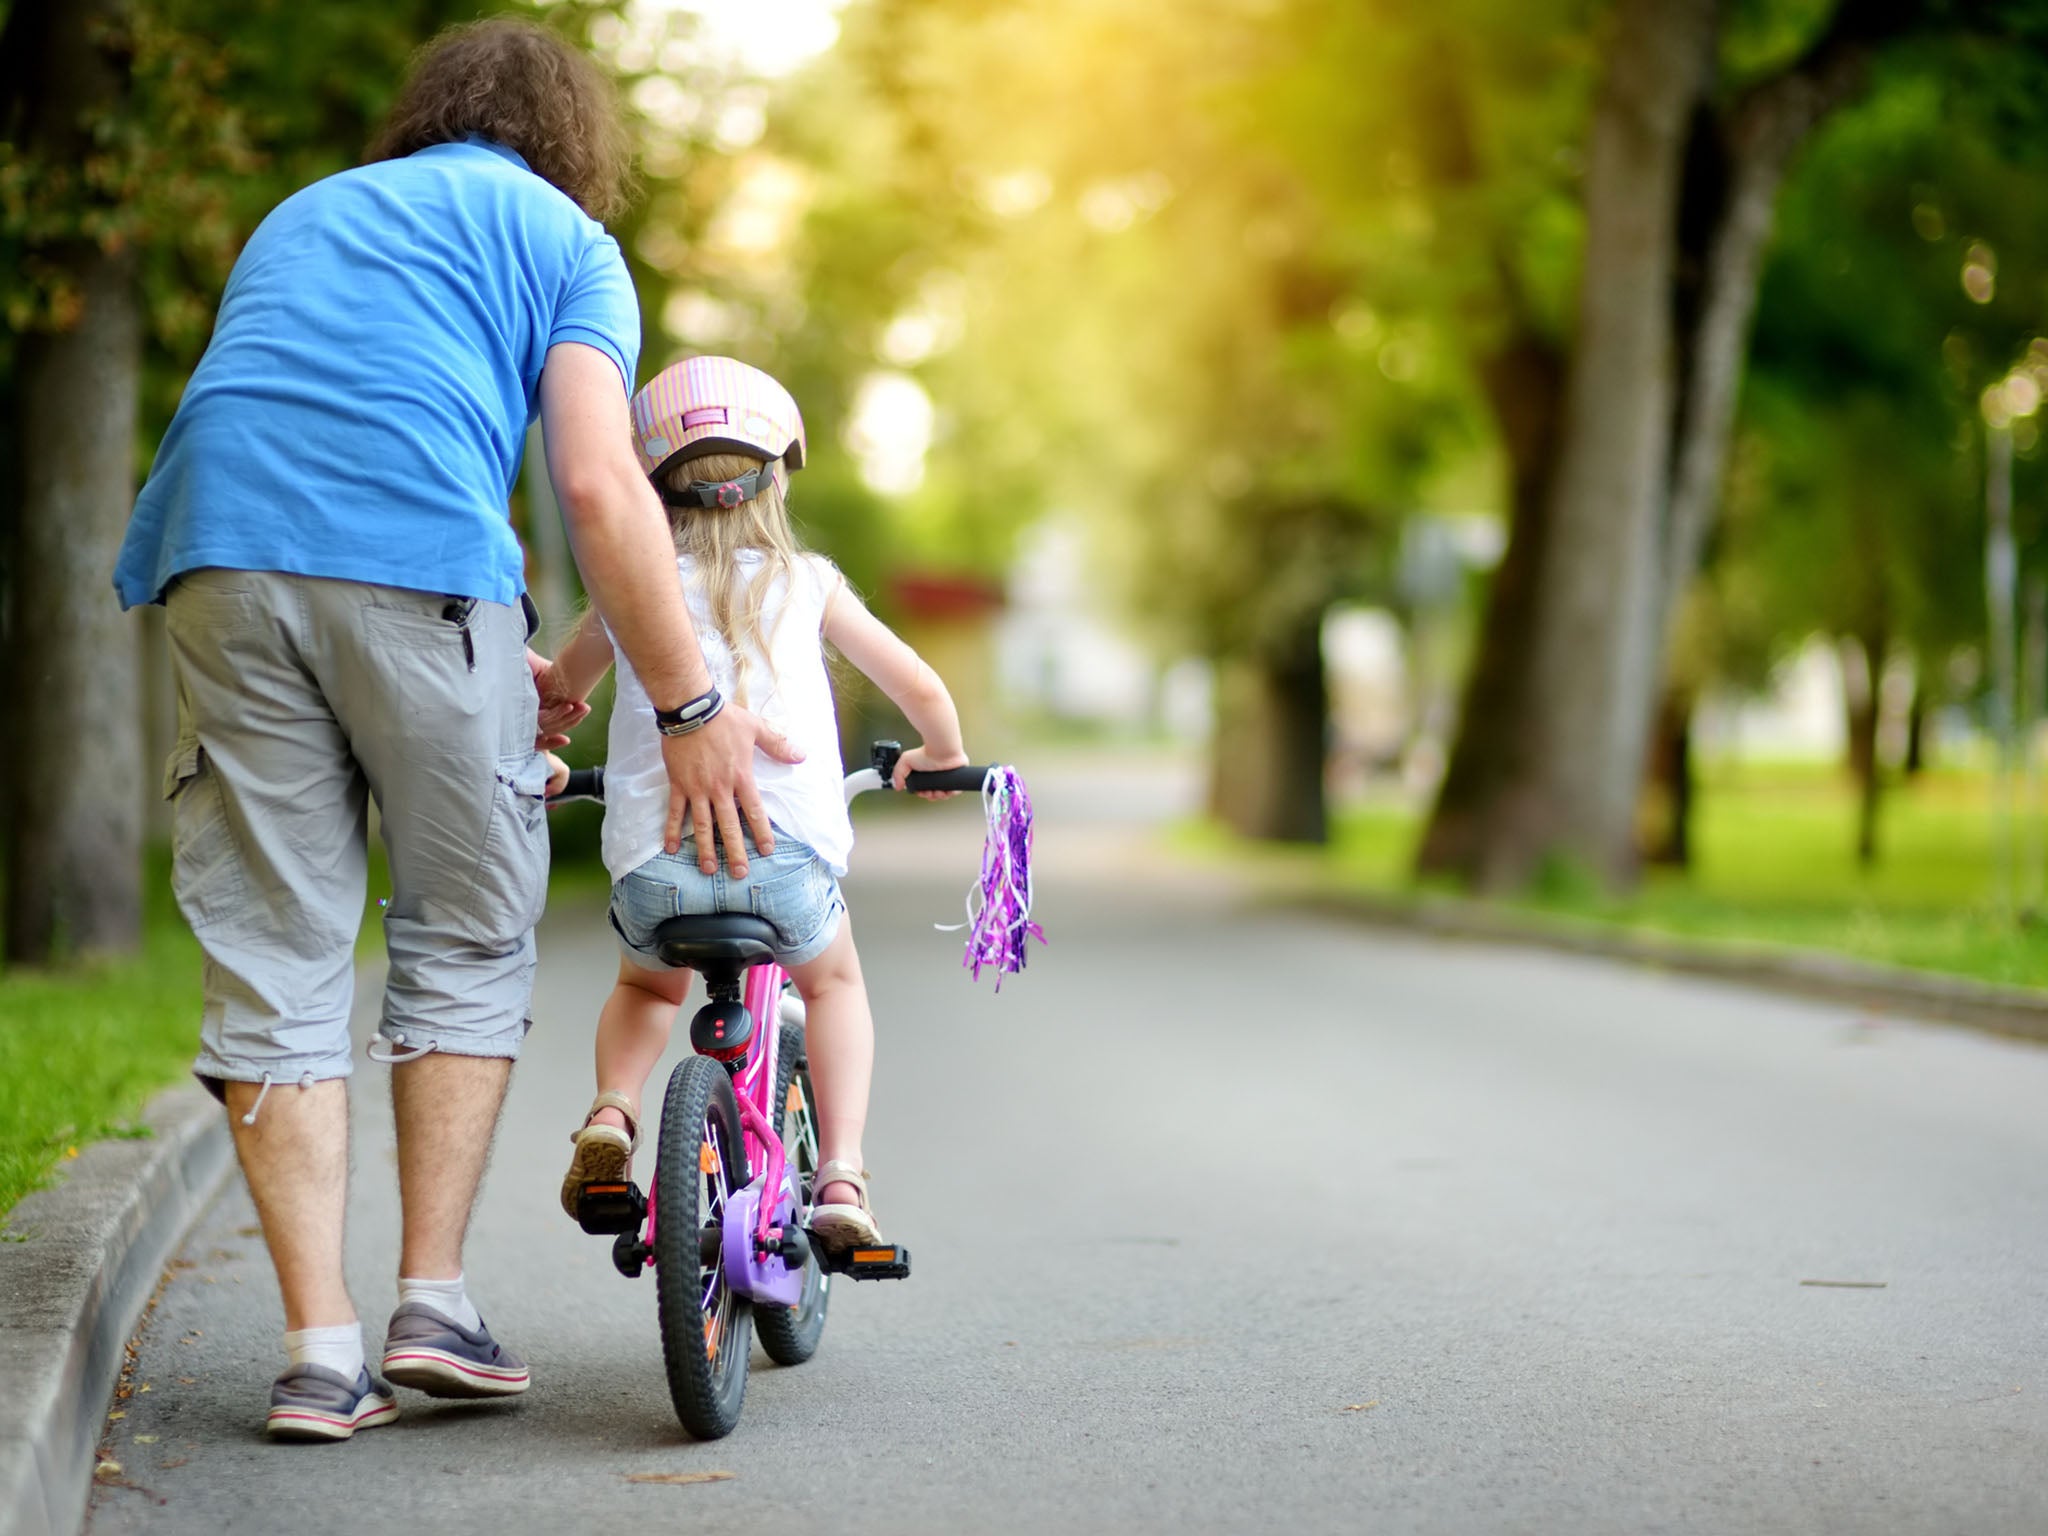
[115,137,640,609]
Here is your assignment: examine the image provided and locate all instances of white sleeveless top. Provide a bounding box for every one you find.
[602,551,852,880]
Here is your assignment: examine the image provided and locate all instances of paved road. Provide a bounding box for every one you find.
[89,778,2048,1534]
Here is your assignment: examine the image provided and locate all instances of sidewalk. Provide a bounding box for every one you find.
[0,1085,231,1536]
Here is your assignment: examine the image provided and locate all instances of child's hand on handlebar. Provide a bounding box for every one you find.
[893,743,971,800]
[543,750,572,798]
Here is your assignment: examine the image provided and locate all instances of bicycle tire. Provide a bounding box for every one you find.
[653,1054,752,1439]
[755,1019,830,1365]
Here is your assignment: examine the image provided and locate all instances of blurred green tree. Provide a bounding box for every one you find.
[1685,40,2048,866]
[1423,0,1952,892]
[773,0,1498,840]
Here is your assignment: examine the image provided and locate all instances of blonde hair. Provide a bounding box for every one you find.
[660,452,805,708]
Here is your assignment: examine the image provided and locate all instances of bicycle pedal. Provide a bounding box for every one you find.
[575,1181,647,1236]
[816,1239,912,1280]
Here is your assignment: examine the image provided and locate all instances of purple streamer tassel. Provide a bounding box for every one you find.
[956,765,1045,989]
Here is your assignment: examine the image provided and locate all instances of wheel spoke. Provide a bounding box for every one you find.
[797,1100,819,1173]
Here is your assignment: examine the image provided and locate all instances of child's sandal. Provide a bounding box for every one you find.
[559,1091,640,1218]
[806,1158,883,1251]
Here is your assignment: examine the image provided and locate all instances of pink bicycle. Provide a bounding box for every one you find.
[550,743,1002,1439]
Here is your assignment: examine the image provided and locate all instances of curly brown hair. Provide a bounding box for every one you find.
[366,18,636,222]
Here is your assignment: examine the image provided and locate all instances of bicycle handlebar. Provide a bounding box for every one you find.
[545,752,992,806]
[899,765,993,794]
[554,765,605,804]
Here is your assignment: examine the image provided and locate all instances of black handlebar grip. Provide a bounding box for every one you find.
[901,765,993,793]
[551,765,605,803]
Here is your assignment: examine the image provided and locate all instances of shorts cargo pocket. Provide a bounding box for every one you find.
[163,739,245,931]
[466,752,551,946]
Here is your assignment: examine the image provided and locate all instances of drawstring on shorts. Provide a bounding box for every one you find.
[367,1031,440,1066]
[240,1071,317,1127]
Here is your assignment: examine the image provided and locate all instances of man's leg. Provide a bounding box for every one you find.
[317,583,545,1395]
[224,1078,354,1330]
[391,1053,512,1280]
[163,571,389,1438]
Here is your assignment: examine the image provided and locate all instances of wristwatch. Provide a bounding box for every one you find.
[655,685,724,737]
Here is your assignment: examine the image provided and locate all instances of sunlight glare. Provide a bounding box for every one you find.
[845,372,934,497]
[632,0,849,79]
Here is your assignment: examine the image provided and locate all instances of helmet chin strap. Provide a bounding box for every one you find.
[660,459,779,510]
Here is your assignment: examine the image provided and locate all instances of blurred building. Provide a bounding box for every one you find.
[1323,606,1411,794]
[1696,639,1848,761]
[889,571,1004,749]
[995,519,1189,735]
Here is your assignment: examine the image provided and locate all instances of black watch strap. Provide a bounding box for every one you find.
[655,685,724,736]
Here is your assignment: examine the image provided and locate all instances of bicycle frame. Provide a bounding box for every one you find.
[637,958,803,1307]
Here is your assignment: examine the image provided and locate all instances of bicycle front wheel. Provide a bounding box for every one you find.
[653,1054,752,1439]
[756,1019,830,1365]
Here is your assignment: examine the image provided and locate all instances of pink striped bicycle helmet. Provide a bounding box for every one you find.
[630,355,807,509]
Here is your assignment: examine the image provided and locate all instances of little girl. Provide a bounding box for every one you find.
[542,355,967,1249]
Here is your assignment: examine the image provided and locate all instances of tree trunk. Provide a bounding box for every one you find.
[1641,683,1696,867]
[1903,668,1928,776]
[1842,630,1885,867]
[1206,660,1253,825]
[3,0,144,962]
[1415,330,1564,880]
[1473,0,1717,892]
[138,603,178,846]
[1636,13,1907,884]
[521,423,575,638]
[1662,77,1850,612]
[1441,4,1908,897]
[1637,30,1892,825]
[1209,624,1328,845]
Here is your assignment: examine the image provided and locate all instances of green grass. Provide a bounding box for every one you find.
[0,869,205,1222]
[1184,762,2048,991]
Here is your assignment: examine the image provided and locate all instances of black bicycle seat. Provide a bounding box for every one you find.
[651,913,780,970]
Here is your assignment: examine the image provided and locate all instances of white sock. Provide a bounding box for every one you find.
[397,1272,482,1332]
[284,1321,365,1381]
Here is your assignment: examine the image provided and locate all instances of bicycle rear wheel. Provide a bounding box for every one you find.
[653,1054,752,1439]
[756,1019,830,1365]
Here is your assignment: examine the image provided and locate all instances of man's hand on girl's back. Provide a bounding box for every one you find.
[661,704,804,878]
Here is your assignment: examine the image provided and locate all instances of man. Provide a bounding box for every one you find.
[112,19,790,1440]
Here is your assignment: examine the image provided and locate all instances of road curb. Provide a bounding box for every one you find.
[0,1083,231,1536]
[1288,889,2048,1044]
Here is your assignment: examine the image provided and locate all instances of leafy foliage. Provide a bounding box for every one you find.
[1720,33,2048,693]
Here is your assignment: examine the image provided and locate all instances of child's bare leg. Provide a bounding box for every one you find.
[590,958,693,1132]
[786,922,871,1208]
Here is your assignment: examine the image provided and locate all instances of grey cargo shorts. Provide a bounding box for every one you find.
[163,569,550,1096]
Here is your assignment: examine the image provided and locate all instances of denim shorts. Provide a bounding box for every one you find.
[610,829,845,971]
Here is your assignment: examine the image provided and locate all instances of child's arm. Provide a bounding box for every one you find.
[549,605,617,701]
[529,605,616,744]
[821,579,969,799]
